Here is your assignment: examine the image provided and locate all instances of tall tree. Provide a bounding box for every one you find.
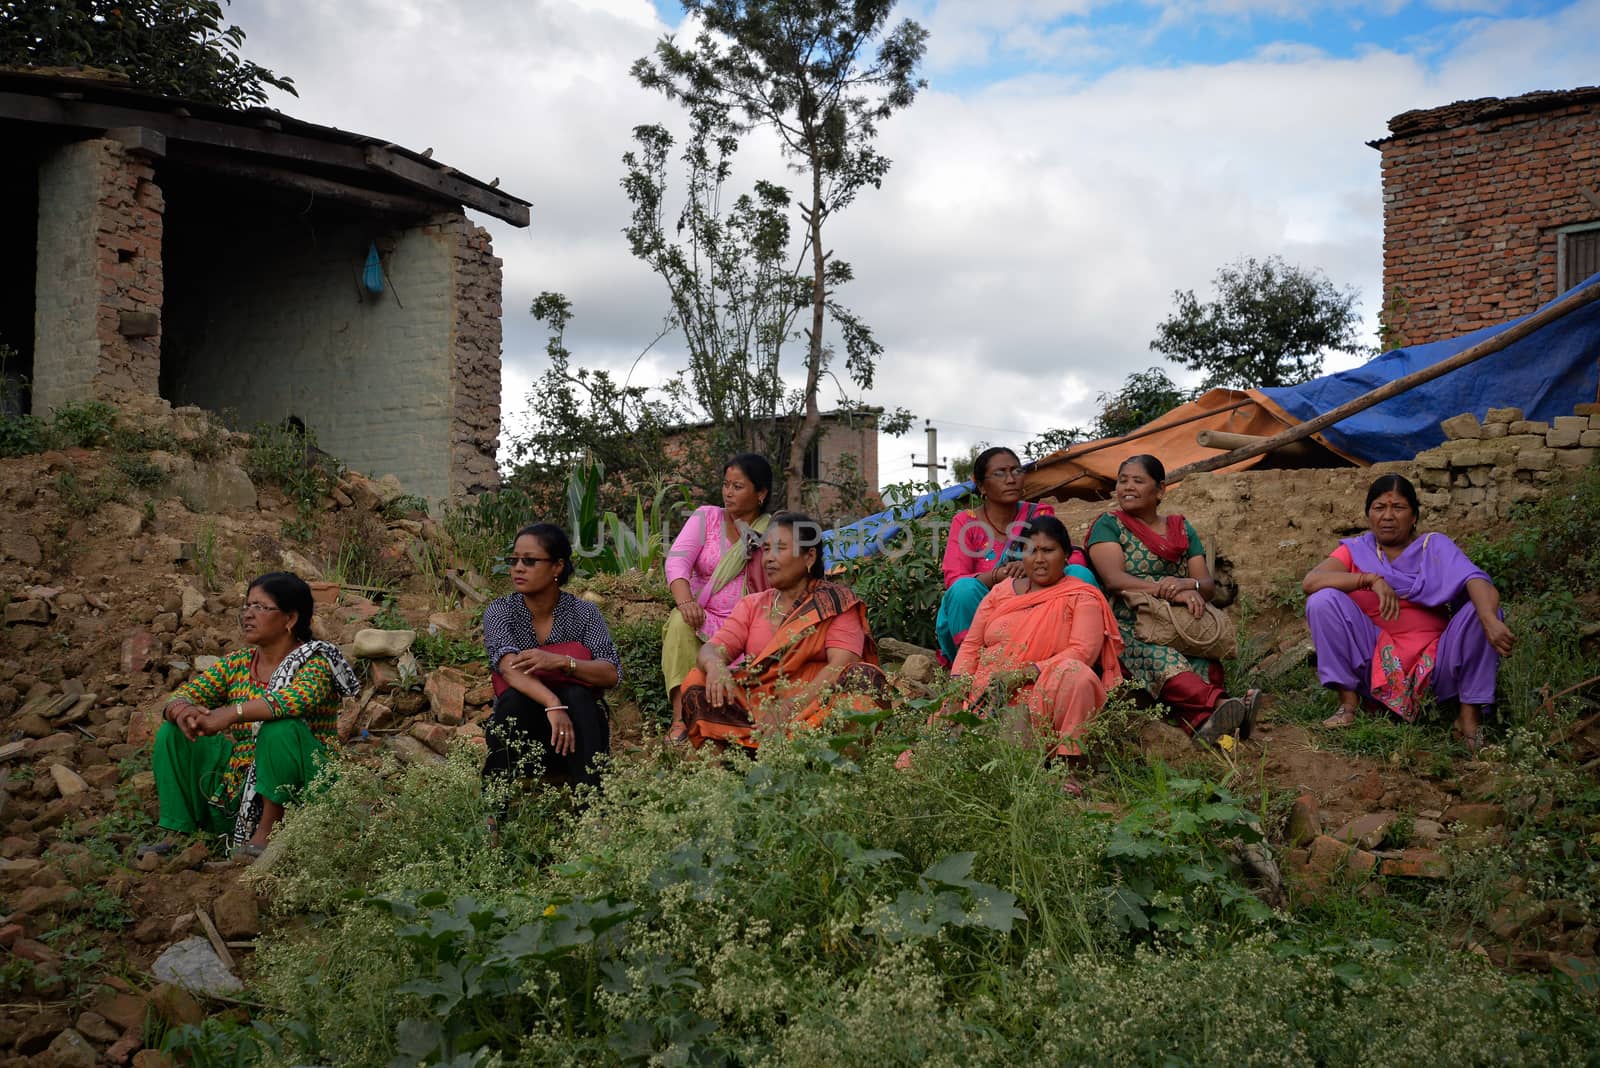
[1150,255,1366,390]
[632,0,928,506]
[0,0,295,107]
[1023,368,1192,458]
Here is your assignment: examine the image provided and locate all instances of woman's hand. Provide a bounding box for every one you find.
[1479,614,1515,657]
[705,660,737,707]
[677,599,706,630]
[1175,589,1207,618]
[511,649,565,674]
[546,707,576,757]
[987,562,1025,587]
[1370,577,1400,621]
[1155,576,1195,601]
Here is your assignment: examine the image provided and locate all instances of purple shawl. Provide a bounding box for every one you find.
[1339,532,1491,610]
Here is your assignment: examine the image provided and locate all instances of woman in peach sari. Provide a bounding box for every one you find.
[951,516,1124,764]
[680,511,889,750]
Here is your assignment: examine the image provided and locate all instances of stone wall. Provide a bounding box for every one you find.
[438,216,503,497]
[162,210,498,505]
[1413,404,1600,518]
[32,139,163,415]
[1376,89,1600,346]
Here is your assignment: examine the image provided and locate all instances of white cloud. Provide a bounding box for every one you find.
[230,0,1600,479]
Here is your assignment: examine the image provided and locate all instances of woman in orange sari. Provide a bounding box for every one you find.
[680,511,888,750]
[951,516,1124,763]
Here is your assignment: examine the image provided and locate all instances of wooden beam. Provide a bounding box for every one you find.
[0,90,531,226]
[1167,280,1600,482]
[171,152,444,218]
[1195,429,1321,462]
[363,146,530,227]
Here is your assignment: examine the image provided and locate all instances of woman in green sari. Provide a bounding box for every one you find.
[661,454,773,742]
[1087,455,1259,745]
[154,572,359,855]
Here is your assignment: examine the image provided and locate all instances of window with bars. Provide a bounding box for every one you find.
[1559,225,1600,292]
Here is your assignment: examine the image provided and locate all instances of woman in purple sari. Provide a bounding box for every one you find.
[1302,474,1514,750]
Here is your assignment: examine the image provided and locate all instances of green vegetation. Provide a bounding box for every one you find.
[838,481,966,651]
[244,421,341,542]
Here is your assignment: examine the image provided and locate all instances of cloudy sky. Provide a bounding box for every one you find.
[235,0,1599,487]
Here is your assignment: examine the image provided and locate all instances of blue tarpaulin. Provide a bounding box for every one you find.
[1260,271,1600,462]
[824,480,974,569]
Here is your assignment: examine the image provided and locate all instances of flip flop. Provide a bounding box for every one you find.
[1321,707,1359,729]
[1239,689,1264,740]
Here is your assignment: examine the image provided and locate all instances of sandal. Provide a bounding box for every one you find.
[665,722,690,745]
[230,843,265,861]
[1195,697,1248,746]
[1239,688,1264,740]
[1321,707,1359,729]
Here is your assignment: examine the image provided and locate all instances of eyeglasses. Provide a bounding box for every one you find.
[504,555,556,568]
[240,602,282,616]
[986,466,1024,481]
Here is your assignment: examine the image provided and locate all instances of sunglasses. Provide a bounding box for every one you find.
[504,554,557,568]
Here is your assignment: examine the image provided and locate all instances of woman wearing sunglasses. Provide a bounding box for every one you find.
[155,571,360,856]
[481,523,620,804]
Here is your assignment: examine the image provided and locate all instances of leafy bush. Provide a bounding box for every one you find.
[442,487,546,578]
[245,421,341,541]
[49,401,118,448]
[609,616,671,729]
[0,412,44,457]
[1464,460,1600,601]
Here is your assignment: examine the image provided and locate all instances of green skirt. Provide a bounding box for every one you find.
[153,718,326,834]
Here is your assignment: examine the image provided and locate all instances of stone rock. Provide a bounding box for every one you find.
[1350,770,1384,802]
[388,734,445,765]
[213,885,260,939]
[1581,430,1600,447]
[1484,406,1522,424]
[427,611,470,634]
[425,671,468,726]
[1287,794,1321,846]
[193,654,221,673]
[1547,427,1582,448]
[179,586,205,621]
[1379,849,1450,878]
[46,1028,98,1068]
[1553,415,1589,434]
[353,628,416,659]
[337,696,365,741]
[1516,447,1556,471]
[1,530,43,564]
[1308,834,1378,877]
[134,1049,178,1068]
[121,631,156,673]
[1509,420,1550,435]
[1335,811,1397,850]
[1443,802,1505,829]
[1480,422,1508,439]
[93,991,150,1033]
[172,462,257,515]
[10,881,76,916]
[74,1010,121,1045]
[411,720,452,755]
[148,982,205,1029]
[366,701,394,729]
[165,842,210,873]
[465,681,495,707]
[150,937,243,996]
[899,654,936,684]
[49,765,89,798]
[4,599,51,625]
[1440,413,1482,439]
[16,711,53,738]
[1555,447,1598,468]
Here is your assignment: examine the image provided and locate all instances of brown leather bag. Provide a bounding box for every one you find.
[1120,591,1237,660]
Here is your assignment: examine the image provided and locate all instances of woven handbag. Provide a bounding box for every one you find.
[1121,591,1237,660]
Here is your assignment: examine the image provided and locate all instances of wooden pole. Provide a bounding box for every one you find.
[1167,281,1600,482]
[1194,429,1321,462]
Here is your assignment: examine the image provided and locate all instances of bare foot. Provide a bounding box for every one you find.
[1321,707,1359,729]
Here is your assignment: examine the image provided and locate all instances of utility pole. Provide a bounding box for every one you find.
[912,420,946,486]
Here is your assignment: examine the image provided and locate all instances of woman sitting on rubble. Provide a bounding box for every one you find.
[949,516,1123,788]
[679,511,889,750]
[660,453,773,743]
[936,447,1094,664]
[482,523,621,802]
[1302,473,1512,752]
[1087,454,1259,745]
[155,571,360,857]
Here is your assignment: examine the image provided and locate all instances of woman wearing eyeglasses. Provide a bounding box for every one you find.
[936,447,1093,664]
[481,523,620,802]
[155,571,360,856]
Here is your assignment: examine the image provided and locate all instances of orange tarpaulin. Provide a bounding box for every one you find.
[1023,389,1362,502]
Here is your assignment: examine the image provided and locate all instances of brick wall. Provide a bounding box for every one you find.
[162,210,499,506]
[1376,89,1600,346]
[32,138,163,414]
[810,411,880,520]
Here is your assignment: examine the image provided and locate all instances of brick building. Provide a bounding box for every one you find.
[0,71,530,504]
[1372,86,1600,347]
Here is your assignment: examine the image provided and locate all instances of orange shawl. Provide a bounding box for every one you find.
[952,576,1124,703]
[683,581,880,745]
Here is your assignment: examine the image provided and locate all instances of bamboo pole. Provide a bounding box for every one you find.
[1167,281,1600,482]
[1194,429,1321,462]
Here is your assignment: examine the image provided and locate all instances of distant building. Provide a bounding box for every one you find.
[660,408,882,521]
[0,70,530,503]
[1371,86,1600,347]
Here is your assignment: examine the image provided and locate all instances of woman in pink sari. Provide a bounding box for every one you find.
[951,516,1124,772]
[661,454,772,742]
[1303,474,1513,750]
